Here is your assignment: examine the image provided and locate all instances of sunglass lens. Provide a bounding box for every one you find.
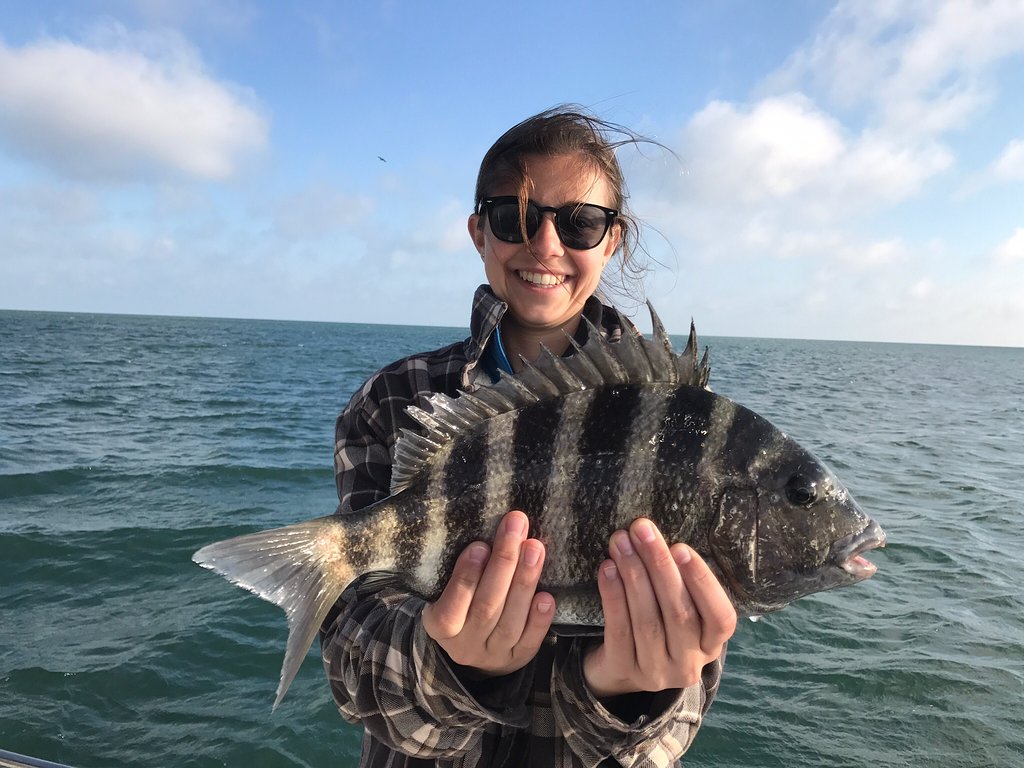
[559,205,608,249]
[489,200,527,243]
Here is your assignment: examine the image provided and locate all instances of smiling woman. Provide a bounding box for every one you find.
[471,155,620,356]
[465,110,651,367]
[296,105,739,767]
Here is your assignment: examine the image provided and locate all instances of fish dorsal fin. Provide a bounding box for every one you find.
[389,303,710,495]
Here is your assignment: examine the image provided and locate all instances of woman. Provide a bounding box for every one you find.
[321,106,737,767]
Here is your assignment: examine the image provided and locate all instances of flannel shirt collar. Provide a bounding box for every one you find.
[464,283,609,366]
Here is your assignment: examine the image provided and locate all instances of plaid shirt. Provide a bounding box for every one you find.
[320,285,724,767]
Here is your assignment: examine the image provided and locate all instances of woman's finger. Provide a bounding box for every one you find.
[610,528,664,652]
[422,541,489,640]
[583,557,634,699]
[629,518,694,655]
[489,538,546,649]
[672,544,737,653]
[598,558,632,661]
[511,591,556,663]
[463,510,528,634]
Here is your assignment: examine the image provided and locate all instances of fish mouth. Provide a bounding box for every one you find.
[832,519,886,581]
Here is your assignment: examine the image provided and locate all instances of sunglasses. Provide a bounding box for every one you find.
[477,196,618,250]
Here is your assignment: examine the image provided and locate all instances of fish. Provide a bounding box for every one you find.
[192,305,886,708]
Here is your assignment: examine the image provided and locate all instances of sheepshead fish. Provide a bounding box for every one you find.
[193,306,885,708]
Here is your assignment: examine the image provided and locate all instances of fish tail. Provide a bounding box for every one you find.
[192,510,385,709]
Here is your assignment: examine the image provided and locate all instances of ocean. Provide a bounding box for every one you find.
[1,309,1022,767]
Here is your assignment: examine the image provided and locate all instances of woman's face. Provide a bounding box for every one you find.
[468,154,621,335]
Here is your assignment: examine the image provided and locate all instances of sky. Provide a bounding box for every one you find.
[1,1,1023,347]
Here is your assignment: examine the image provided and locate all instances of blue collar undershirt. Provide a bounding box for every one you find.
[480,324,514,383]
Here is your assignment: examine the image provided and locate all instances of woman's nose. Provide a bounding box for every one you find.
[528,212,564,258]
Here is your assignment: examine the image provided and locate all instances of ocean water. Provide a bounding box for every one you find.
[1,309,1022,768]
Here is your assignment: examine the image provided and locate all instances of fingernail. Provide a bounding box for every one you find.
[675,545,692,565]
[505,513,526,536]
[523,541,541,567]
[602,562,619,581]
[635,520,656,543]
[536,597,553,614]
[613,530,634,556]
[468,544,489,565]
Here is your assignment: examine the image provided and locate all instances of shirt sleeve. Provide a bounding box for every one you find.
[549,639,725,767]
[333,387,394,513]
[320,576,535,759]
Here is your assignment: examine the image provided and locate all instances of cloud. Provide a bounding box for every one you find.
[0,26,267,182]
[673,93,951,213]
[640,94,950,267]
[269,182,376,240]
[645,3,1020,272]
[682,95,844,205]
[909,278,935,300]
[992,138,1024,181]
[769,0,1024,135]
[627,1,1024,346]
[992,228,1024,266]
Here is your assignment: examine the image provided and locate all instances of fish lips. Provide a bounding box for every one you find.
[831,519,886,583]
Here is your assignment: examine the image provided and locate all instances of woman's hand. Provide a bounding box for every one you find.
[582,518,737,699]
[421,510,555,677]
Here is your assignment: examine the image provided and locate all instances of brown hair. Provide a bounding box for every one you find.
[474,105,656,305]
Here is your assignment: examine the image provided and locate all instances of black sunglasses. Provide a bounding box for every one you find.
[477,196,618,250]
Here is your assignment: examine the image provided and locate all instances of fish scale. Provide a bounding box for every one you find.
[193,304,885,708]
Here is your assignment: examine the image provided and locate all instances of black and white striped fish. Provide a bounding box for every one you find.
[193,305,885,708]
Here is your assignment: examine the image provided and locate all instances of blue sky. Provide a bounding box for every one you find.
[1,1,1023,346]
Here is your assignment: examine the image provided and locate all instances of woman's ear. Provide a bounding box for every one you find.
[468,213,486,258]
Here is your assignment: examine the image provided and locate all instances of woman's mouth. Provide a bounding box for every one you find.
[516,270,567,287]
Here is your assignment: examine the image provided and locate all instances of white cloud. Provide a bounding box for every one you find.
[992,139,1024,181]
[838,238,909,271]
[770,0,1024,135]
[993,228,1024,266]
[681,95,844,205]
[0,27,267,181]
[909,278,935,300]
[270,183,376,240]
[630,1,1024,347]
[672,94,951,216]
[839,131,952,203]
[638,2,1024,332]
[641,94,950,267]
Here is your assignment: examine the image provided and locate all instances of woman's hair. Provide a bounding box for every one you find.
[474,105,657,306]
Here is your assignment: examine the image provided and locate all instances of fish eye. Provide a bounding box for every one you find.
[785,474,817,506]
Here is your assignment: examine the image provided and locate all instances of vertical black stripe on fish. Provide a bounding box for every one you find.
[650,385,717,541]
[720,402,779,469]
[612,387,671,526]
[509,397,564,520]
[567,385,645,582]
[483,411,515,525]
[442,424,488,554]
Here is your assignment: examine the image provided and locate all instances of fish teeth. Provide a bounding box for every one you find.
[518,270,566,287]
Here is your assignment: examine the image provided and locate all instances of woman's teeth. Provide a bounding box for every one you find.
[517,270,566,287]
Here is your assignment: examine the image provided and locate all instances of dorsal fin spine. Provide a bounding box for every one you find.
[564,335,605,387]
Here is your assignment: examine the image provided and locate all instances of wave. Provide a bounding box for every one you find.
[0,464,332,499]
